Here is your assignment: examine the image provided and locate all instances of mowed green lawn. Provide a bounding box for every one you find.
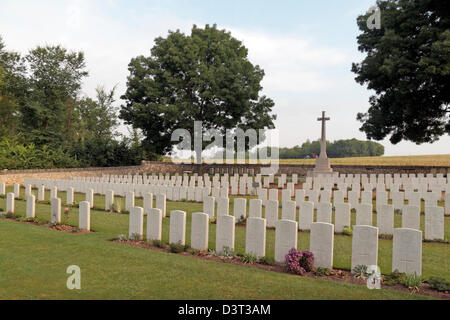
[0,187,448,300]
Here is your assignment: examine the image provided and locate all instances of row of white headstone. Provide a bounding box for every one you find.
[258,187,449,212]
[2,192,91,231]
[5,178,448,241]
[128,206,423,276]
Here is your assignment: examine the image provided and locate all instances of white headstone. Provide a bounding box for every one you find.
[155,194,166,218]
[143,193,153,215]
[38,185,45,201]
[281,200,296,221]
[6,192,14,213]
[26,194,35,218]
[147,208,162,241]
[249,199,262,218]
[317,202,332,223]
[274,219,298,263]
[334,203,351,233]
[402,205,420,230]
[169,210,186,245]
[14,183,20,198]
[310,222,334,269]
[376,190,388,213]
[51,197,61,224]
[351,225,378,271]
[50,186,57,200]
[216,215,235,252]
[378,204,394,235]
[245,217,266,258]
[233,198,246,221]
[67,187,74,205]
[333,190,344,205]
[105,189,114,211]
[295,189,305,206]
[265,199,279,228]
[445,193,450,216]
[347,190,358,210]
[392,191,405,210]
[298,201,314,231]
[356,203,372,226]
[129,206,144,239]
[86,188,94,208]
[217,197,229,216]
[191,212,209,251]
[203,196,216,220]
[392,228,422,276]
[125,191,135,211]
[424,206,444,240]
[79,201,91,231]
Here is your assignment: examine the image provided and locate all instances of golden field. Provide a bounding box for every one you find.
[168,154,450,167]
[283,154,450,166]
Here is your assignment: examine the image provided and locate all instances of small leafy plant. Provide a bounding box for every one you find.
[129,233,141,241]
[402,273,421,293]
[241,253,258,264]
[169,241,188,253]
[382,270,406,286]
[352,265,368,279]
[342,226,353,236]
[111,200,121,213]
[151,239,164,248]
[62,207,70,225]
[258,256,276,266]
[314,267,331,276]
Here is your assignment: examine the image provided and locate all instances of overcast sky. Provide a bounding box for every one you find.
[1,0,449,156]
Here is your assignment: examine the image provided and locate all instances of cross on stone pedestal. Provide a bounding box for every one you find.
[313,111,333,175]
[317,111,331,159]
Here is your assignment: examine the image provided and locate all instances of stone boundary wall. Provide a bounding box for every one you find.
[1,161,448,185]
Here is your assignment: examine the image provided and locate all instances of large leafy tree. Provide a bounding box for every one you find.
[352,0,450,144]
[22,45,88,146]
[0,36,26,138]
[120,24,276,161]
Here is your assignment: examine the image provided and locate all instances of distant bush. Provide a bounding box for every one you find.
[0,137,79,170]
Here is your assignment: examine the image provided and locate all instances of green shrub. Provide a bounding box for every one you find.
[342,226,352,236]
[241,253,258,264]
[151,239,164,248]
[382,270,406,286]
[352,265,368,279]
[427,277,450,292]
[258,256,276,266]
[0,137,80,170]
[314,267,331,276]
[129,233,141,241]
[169,242,187,253]
[402,273,421,292]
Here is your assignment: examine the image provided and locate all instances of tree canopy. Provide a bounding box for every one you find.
[120,24,276,161]
[352,0,450,144]
[0,36,147,169]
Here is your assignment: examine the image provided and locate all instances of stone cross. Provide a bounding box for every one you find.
[317,111,330,159]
